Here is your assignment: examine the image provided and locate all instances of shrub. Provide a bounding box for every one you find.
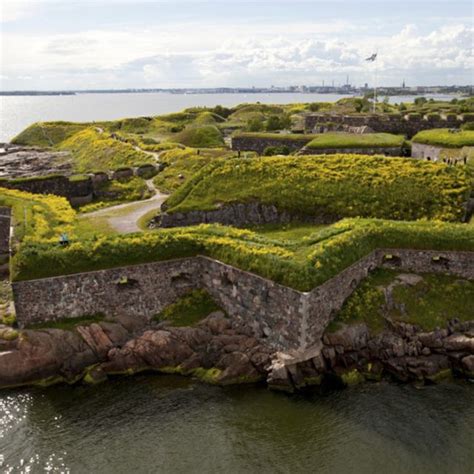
[263,145,290,156]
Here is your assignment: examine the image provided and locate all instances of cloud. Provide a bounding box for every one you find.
[0,0,37,22]
[1,19,472,89]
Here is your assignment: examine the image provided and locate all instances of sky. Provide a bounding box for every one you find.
[0,0,472,90]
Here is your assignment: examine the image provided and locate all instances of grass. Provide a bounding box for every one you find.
[248,223,329,242]
[10,217,474,292]
[168,125,225,148]
[390,273,474,330]
[305,132,404,149]
[327,269,474,334]
[154,289,221,326]
[153,147,232,194]
[58,128,153,172]
[26,313,105,330]
[412,129,474,148]
[78,177,151,213]
[165,154,470,222]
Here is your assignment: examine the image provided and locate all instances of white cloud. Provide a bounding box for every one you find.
[0,0,37,22]
[1,19,472,88]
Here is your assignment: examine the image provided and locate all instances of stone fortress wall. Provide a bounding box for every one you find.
[0,163,160,207]
[0,207,11,258]
[12,250,474,352]
[304,112,474,137]
[231,135,311,154]
[156,202,339,228]
[297,146,402,156]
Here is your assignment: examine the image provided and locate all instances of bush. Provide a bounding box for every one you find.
[263,146,290,156]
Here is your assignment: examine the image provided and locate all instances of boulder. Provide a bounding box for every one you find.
[323,324,369,351]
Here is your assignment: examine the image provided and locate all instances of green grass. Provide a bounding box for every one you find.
[58,128,153,172]
[153,148,223,194]
[328,269,474,334]
[168,125,225,148]
[412,129,474,148]
[154,289,221,326]
[26,313,105,330]
[165,154,469,222]
[11,122,91,147]
[390,273,474,330]
[248,223,329,242]
[78,177,151,213]
[11,217,474,292]
[305,132,404,149]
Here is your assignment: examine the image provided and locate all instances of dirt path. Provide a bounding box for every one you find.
[81,131,167,233]
[80,179,168,233]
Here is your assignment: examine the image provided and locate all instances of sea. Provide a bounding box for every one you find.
[0,92,461,143]
[1,376,473,473]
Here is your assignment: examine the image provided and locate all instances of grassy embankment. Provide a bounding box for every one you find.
[164,154,470,222]
[327,269,474,334]
[412,129,474,148]
[304,132,404,149]
[5,186,473,292]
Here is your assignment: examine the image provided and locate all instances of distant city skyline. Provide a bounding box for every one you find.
[1,0,473,91]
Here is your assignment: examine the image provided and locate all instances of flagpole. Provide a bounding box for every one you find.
[373,61,377,113]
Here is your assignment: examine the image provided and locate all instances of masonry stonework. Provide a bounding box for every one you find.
[12,250,474,352]
[157,202,338,228]
[304,113,474,138]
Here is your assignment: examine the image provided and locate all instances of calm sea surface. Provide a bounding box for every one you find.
[1,375,473,473]
[0,92,461,142]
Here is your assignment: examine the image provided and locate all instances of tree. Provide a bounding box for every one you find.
[265,115,282,131]
[247,117,264,132]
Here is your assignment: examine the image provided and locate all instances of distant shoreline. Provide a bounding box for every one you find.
[0,88,470,97]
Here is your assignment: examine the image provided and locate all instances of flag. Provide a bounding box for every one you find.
[365,53,377,61]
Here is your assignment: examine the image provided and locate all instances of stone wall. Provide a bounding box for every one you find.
[411,143,444,161]
[298,146,402,156]
[0,206,11,257]
[231,135,311,154]
[0,164,160,207]
[1,175,93,205]
[411,143,472,165]
[12,249,474,352]
[156,202,338,228]
[304,113,474,138]
[13,258,202,325]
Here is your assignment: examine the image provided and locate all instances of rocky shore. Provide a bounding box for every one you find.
[0,310,473,391]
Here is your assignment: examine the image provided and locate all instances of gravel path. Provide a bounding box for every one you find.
[81,179,168,233]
